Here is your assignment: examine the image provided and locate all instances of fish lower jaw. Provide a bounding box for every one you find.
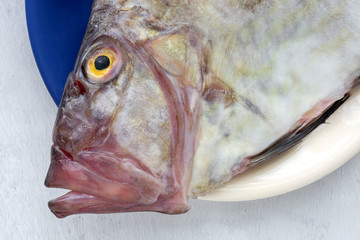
[48,190,191,218]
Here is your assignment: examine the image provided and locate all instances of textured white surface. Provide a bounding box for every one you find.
[1,1,360,239]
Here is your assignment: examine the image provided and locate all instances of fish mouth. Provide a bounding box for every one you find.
[45,145,163,218]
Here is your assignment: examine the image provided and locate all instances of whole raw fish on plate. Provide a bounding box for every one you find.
[45,0,360,218]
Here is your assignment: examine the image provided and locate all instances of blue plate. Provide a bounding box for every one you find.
[26,0,94,106]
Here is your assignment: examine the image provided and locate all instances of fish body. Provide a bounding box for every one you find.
[45,0,360,217]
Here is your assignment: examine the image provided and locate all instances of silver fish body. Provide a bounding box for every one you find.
[45,0,360,217]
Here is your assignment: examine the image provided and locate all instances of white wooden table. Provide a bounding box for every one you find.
[1,1,360,239]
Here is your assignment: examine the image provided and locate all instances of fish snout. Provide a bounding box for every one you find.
[53,106,111,155]
[53,73,107,154]
[53,114,90,154]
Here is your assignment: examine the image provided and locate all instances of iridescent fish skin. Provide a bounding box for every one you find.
[45,0,360,217]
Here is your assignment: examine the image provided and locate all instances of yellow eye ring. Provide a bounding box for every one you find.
[85,48,119,82]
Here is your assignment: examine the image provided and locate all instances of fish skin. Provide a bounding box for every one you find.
[45,0,360,217]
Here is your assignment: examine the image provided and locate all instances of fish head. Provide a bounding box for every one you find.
[45,5,203,218]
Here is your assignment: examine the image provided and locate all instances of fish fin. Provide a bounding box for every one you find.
[245,93,350,167]
[202,74,267,119]
[202,75,238,107]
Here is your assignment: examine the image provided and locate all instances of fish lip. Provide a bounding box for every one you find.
[47,191,118,218]
[45,144,163,209]
[44,144,72,187]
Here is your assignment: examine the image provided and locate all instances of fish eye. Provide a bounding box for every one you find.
[84,46,123,83]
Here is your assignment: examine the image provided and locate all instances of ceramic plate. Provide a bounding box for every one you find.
[26,0,360,201]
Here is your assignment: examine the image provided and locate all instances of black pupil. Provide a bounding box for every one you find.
[94,55,110,70]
